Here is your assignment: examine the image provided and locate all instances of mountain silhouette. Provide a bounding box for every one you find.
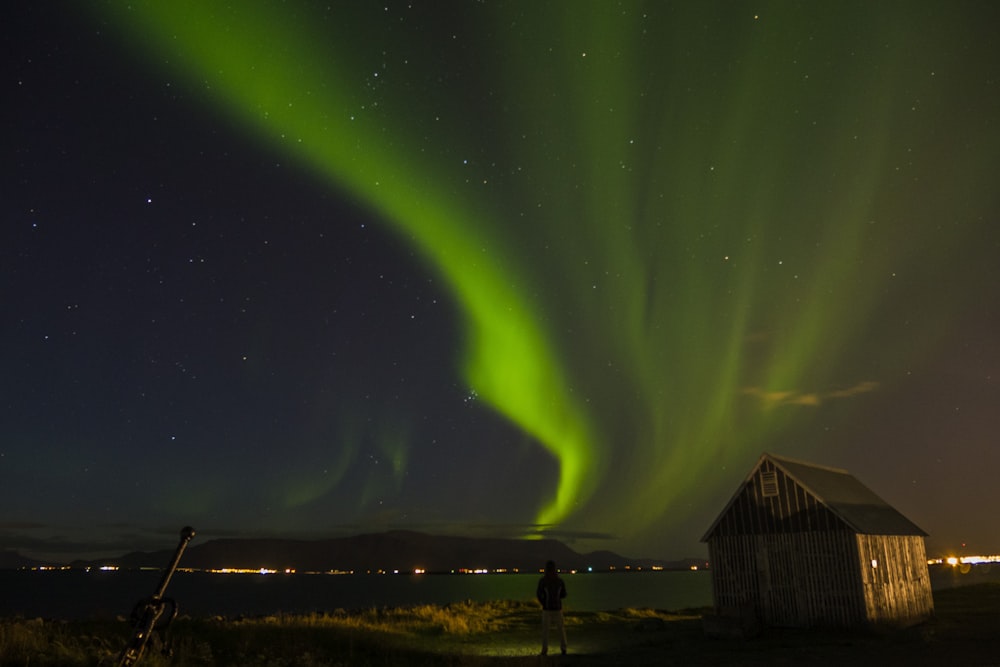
[69,530,695,572]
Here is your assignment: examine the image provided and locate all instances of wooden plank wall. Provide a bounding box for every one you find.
[708,536,758,614]
[710,532,866,627]
[856,534,934,625]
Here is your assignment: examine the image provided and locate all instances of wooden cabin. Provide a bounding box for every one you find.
[702,453,933,630]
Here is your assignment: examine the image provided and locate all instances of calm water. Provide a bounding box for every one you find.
[5,566,994,620]
[0,570,713,619]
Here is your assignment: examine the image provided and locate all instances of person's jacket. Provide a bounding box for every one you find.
[537,575,566,611]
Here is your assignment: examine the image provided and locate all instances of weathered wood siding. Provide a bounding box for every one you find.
[706,458,933,628]
[709,532,866,627]
[856,534,934,625]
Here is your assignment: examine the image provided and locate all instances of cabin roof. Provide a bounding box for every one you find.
[702,453,927,540]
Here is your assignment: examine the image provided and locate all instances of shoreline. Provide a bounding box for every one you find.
[1,582,999,665]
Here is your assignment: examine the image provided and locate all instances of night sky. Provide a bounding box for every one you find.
[4,2,998,563]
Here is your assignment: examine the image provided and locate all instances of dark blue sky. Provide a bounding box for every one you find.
[3,2,998,563]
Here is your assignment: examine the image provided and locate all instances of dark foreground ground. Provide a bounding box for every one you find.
[1,583,998,666]
[444,583,1000,666]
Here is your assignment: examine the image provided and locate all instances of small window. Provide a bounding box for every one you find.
[761,471,779,497]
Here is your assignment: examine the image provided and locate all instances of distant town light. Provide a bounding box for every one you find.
[927,555,1000,566]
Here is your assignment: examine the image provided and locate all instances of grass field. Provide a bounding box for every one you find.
[2,584,999,665]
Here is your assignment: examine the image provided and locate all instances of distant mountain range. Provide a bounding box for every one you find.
[33,530,705,573]
[0,550,46,569]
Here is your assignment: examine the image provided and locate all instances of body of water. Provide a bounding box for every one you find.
[0,569,712,619]
[7,565,991,620]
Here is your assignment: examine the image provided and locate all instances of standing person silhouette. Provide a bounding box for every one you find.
[536,560,568,655]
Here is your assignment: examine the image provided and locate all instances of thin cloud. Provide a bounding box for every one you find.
[826,380,879,399]
[743,381,879,408]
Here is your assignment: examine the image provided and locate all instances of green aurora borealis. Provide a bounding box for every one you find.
[86,1,997,553]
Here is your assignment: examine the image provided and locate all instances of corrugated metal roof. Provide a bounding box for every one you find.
[766,453,927,536]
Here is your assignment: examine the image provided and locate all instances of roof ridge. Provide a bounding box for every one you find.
[764,451,849,475]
